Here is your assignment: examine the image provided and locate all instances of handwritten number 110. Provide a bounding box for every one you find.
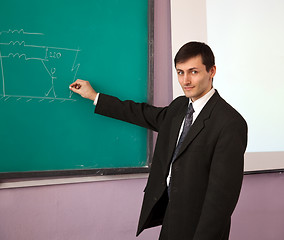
[49,51,61,59]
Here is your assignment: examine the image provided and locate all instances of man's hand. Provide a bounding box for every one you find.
[69,79,97,101]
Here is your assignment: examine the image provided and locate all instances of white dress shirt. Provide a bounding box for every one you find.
[94,93,100,105]
[166,88,216,186]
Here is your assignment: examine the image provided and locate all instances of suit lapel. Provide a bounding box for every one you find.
[174,91,221,160]
[165,99,188,168]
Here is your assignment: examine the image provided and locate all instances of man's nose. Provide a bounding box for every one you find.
[183,73,191,84]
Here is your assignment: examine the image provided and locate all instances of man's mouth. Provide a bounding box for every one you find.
[184,86,194,90]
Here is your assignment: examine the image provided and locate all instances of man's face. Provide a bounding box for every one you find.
[176,55,216,102]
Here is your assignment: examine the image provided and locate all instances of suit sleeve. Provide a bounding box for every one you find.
[193,118,248,239]
[94,93,168,132]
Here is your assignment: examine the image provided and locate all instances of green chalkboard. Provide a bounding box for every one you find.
[0,0,153,178]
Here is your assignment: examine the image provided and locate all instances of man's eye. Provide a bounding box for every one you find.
[177,71,183,75]
[191,70,198,74]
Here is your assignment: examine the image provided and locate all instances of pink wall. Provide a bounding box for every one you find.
[2,174,284,240]
[1,1,284,240]
[1,173,284,240]
[0,178,160,240]
[231,172,284,240]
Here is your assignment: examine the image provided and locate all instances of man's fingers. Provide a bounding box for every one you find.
[70,79,88,88]
[69,83,82,94]
[69,79,96,100]
[69,79,86,91]
[69,86,79,93]
[71,83,81,89]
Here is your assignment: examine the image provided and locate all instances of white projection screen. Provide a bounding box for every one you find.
[171,0,284,172]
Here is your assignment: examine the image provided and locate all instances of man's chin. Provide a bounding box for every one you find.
[183,92,193,99]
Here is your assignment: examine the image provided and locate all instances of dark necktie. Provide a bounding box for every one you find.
[168,103,194,195]
[171,103,194,164]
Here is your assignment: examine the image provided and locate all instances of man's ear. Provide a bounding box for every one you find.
[210,66,216,79]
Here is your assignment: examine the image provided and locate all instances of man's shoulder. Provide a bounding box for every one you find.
[170,95,188,106]
[213,94,247,126]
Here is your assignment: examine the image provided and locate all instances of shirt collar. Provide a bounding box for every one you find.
[190,88,215,115]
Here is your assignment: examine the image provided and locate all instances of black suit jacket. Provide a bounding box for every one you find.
[95,91,248,240]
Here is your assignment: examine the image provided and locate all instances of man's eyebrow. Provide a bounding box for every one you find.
[176,67,198,71]
[188,67,198,70]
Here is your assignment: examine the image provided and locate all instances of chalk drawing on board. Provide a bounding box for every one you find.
[0,29,80,103]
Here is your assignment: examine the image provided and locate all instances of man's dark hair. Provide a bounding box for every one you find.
[174,42,215,72]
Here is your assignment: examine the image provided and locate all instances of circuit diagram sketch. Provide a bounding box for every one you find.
[0,29,80,103]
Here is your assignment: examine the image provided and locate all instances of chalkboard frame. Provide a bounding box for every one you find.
[0,0,154,180]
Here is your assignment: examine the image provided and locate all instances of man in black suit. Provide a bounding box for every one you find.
[70,42,247,240]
